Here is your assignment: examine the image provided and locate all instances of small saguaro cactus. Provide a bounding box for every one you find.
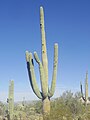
[85,71,88,103]
[80,71,89,105]
[7,80,14,120]
[25,6,58,117]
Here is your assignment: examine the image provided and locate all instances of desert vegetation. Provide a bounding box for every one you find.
[25,6,58,119]
[0,91,90,120]
[0,5,89,120]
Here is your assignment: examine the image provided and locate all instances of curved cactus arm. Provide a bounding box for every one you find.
[80,81,83,97]
[48,44,58,98]
[80,81,85,101]
[34,52,41,64]
[26,51,42,99]
[34,52,48,98]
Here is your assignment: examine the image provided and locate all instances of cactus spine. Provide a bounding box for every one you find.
[8,80,14,120]
[26,6,58,116]
[80,71,88,105]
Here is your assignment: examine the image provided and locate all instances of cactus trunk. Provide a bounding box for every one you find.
[8,80,14,120]
[85,71,88,105]
[40,7,48,97]
[42,97,50,119]
[26,6,58,118]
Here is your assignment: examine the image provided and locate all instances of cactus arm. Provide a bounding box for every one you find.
[80,81,83,97]
[48,44,58,98]
[26,51,42,99]
[80,81,85,101]
[34,52,48,98]
[34,52,41,64]
[40,7,48,95]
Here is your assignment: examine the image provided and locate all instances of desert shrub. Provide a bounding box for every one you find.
[49,91,86,120]
[34,100,42,114]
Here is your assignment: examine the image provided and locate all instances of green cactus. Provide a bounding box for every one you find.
[85,71,88,103]
[80,71,88,105]
[26,6,58,117]
[7,80,14,120]
[80,81,84,101]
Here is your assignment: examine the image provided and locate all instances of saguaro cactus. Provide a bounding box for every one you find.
[85,71,88,103]
[80,71,88,105]
[26,6,58,116]
[7,80,14,120]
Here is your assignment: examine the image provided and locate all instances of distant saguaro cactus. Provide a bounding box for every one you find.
[80,71,89,105]
[7,80,14,120]
[26,6,58,117]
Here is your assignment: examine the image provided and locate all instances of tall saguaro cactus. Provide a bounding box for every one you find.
[80,71,89,105]
[7,80,14,120]
[26,6,58,116]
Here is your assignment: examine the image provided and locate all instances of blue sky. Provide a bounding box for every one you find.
[0,0,90,102]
